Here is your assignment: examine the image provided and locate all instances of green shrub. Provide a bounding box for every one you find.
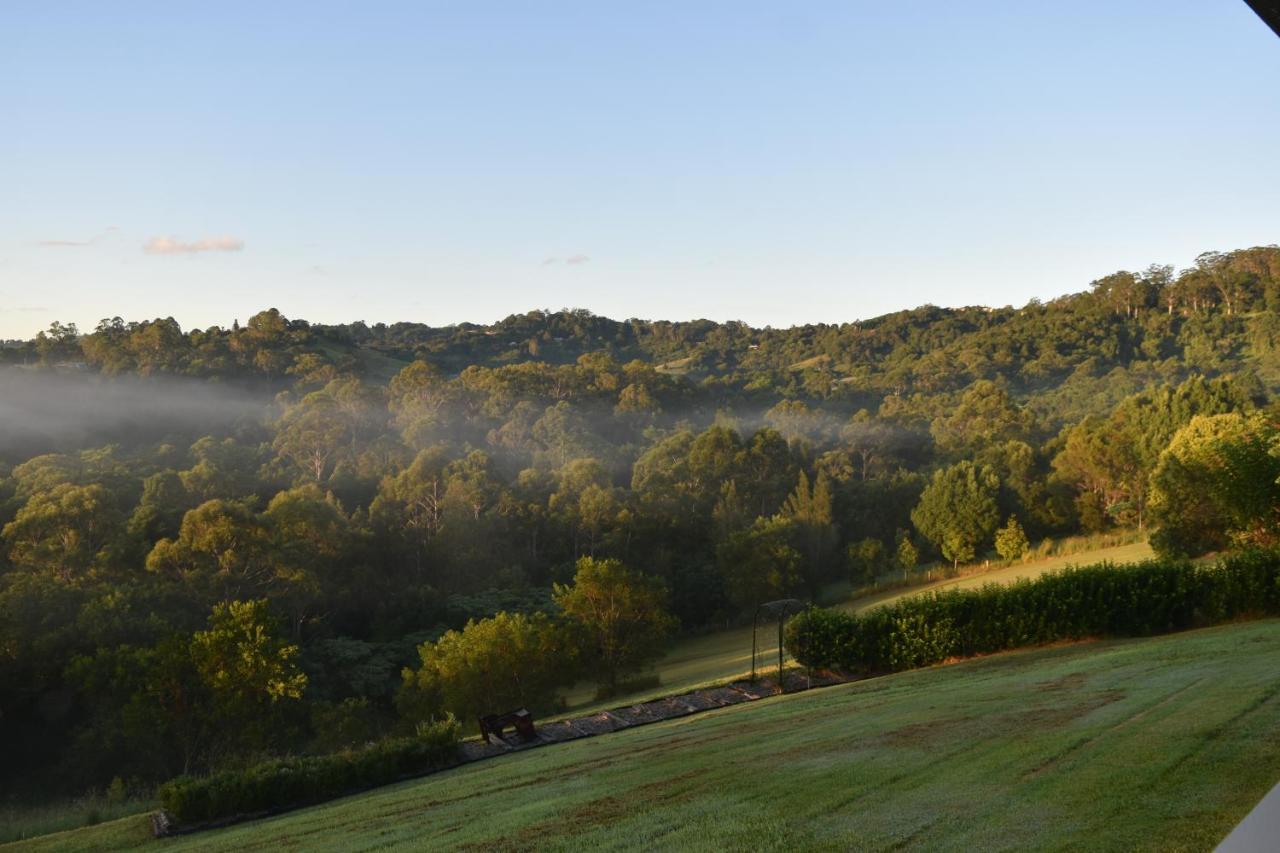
[885,614,960,670]
[787,551,1280,675]
[158,715,460,825]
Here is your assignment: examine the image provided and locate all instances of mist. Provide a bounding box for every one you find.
[0,368,274,459]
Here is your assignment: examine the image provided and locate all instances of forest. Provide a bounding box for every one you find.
[2,245,1279,804]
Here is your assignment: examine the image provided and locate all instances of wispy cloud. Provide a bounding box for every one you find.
[143,235,244,255]
[34,226,118,248]
[541,254,591,266]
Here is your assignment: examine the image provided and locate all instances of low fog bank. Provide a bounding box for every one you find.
[0,368,274,458]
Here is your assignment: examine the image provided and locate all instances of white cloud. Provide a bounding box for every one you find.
[143,235,244,255]
[565,254,590,265]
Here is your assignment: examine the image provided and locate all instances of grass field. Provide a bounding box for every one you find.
[0,797,155,848]
[788,354,831,370]
[845,540,1156,614]
[313,342,409,383]
[562,539,1155,712]
[21,618,1280,852]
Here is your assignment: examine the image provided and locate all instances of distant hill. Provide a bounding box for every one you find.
[6,245,1273,429]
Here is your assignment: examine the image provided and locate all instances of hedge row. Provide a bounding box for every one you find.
[158,716,461,825]
[786,550,1280,674]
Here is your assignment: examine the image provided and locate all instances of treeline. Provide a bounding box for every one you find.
[1,244,1279,800]
[6,246,1280,408]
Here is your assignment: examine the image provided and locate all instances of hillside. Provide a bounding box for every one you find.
[21,618,1280,852]
[4,246,1278,805]
[9,246,1280,426]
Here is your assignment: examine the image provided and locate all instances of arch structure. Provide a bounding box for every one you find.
[750,598,808,683]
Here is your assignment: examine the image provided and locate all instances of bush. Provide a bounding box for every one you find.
[786,551,1280,675]
[158,715,460,825]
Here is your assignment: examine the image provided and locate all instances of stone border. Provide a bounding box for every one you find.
[153,670,850,838]
[456,672,844,761]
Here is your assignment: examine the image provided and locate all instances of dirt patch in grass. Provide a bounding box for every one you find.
[1001,689,1127,731]
[469,770,704,851]
[881,716,980,748]
[1018,688,1158,780]
[1035,671,1089,691]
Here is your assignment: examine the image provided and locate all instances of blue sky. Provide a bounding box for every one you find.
[3,1,1279,338]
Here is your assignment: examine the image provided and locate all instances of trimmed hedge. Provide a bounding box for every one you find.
[158,716,461,825]
[787,550,1280,675]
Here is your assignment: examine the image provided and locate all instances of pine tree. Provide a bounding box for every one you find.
[895,531,919,572]
[911,461,1001,569]
[995,516,1029,562]
[781,471,836,596]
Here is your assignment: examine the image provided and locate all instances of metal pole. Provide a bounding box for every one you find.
[751,605,760,682]
[777,615,784,687]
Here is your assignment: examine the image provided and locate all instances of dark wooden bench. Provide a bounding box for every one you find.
[478,708,536,744]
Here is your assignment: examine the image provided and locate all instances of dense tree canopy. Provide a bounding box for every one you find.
[1148,414,1280,557]
[2,242,1278,799]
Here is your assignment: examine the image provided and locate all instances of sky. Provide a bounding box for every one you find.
[3,1,1279,339]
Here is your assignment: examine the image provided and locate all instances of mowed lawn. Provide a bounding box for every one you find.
[563,539,1155,711]
[25,617,1280,852]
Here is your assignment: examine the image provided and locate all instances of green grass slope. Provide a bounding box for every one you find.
[845,540,1156,614]
[21,618,1280,852]
[563,539,1155,713]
